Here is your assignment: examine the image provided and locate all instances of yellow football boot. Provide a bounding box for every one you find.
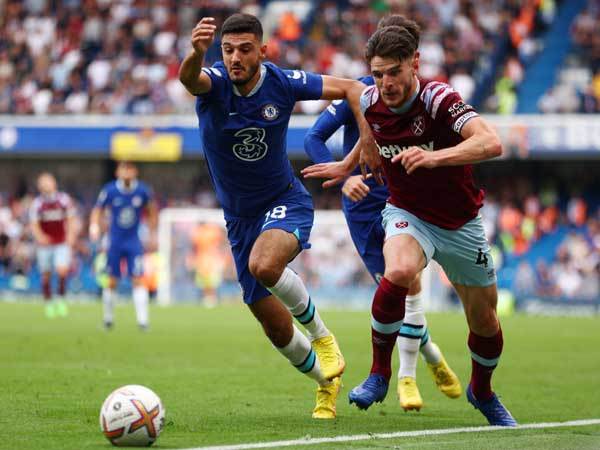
[427,357,462,398]
[312,334,345,380]
[312,377,341,419]
[397,377,423,411]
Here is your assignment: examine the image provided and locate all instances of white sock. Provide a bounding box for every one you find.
[397,293,426,379]
[103,288,114,324]
[420,337,442,365]
[133,285,149,327]
[268,267,329,340]
[275,325,328,386]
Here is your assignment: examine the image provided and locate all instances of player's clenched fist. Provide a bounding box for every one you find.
[392,146,438,174]
[191,17,217,55]
[342,175,371,202]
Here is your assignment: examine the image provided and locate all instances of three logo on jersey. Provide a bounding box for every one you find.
[229,104,279,161]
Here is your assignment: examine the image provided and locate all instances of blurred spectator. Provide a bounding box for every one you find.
[0,0,261,115]
[532,0,600,113]
[0,0,520,115]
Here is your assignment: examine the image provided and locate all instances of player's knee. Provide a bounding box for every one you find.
[384,265,419,288]
[248,259,281,287]
[467,305,499,336]
[408,274,422,295]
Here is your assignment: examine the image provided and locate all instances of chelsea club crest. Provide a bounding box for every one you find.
[261,104,279,121]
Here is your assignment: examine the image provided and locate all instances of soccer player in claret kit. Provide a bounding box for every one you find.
[90,161,157,331]
[303,15,462,413]
[178,13,376,419]
[304,25,517,426]
[30,172,77,318]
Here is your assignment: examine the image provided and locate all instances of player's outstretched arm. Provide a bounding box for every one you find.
[179,17,217,95]
[392,117,502,174]
[302,139,361,188]
[303,106,339,164]
[320,76,383,184]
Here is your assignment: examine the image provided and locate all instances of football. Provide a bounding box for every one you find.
[100,385,165,447]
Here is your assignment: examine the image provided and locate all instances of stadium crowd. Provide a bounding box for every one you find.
[0,0,259,114]
[536,0,600,113]
[0,0,536,115]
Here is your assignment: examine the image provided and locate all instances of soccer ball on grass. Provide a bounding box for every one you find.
[100,385,165,447]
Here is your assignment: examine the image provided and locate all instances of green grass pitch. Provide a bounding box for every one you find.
[1,301,599,449]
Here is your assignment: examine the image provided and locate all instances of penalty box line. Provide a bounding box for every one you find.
[178,418,600,450]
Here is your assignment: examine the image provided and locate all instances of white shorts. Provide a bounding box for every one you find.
[37,244,71,273]
[382,203,496,287]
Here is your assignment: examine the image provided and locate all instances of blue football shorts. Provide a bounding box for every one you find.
[225,185,314,304]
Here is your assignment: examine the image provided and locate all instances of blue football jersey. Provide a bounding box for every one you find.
[316,76,389,219]
[95,180,152,243]
[195,61,323,218]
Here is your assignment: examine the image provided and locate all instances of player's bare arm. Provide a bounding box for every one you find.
[179,17,217,95]
[301,138,361,188]
[89,206,103,242]
[393,117,502,174]
[359,136,383,183]
[31,219,50,245]
[65,213,78,247]
[321,77,383,184]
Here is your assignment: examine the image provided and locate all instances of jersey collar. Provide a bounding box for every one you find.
[116,179,138,193]
[389,76,420,114]
[232,64,267,98]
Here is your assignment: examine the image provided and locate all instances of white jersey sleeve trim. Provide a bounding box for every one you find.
[420,81,456,119]
[431,87,455,119]
[359,85,378,114]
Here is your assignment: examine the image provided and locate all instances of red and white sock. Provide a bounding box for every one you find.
[370,277,407,380]
[469,327,503,401]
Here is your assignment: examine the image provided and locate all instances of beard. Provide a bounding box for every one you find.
[230,63,260,86]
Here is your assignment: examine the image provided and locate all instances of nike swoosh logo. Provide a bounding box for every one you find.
[262,219,278,228]
[229,112,239,116]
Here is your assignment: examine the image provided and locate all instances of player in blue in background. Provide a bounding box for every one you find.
[179,13,376,419]
[90,161,158,331]
[303,15,462,412]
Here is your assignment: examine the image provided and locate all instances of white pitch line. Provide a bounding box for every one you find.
[177,418,600,450]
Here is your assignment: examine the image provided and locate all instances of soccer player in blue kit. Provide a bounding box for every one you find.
[303,16,462,412]
[179,13,376,419]
[90,161,157,331]
[304,14,462,411]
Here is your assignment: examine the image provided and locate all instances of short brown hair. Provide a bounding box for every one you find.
[377,15,421,46]
[365,25,418,63]
[221,13,263,41]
